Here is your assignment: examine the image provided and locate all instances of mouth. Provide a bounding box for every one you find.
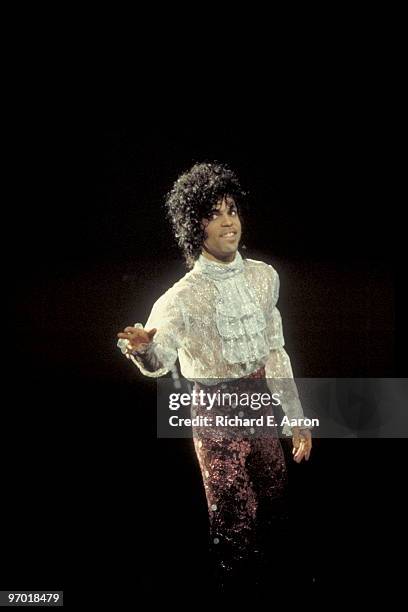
[220,231,238,239]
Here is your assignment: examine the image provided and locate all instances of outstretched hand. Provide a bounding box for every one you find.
[117,326,157,352]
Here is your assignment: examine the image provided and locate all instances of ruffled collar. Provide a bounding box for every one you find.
[194,251,244,281]
[193,250,270,365]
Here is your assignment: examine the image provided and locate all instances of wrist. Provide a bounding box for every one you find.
[128,341,152,356]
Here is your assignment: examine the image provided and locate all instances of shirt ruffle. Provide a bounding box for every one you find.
[194,252,285,365]
[214,276,270,364]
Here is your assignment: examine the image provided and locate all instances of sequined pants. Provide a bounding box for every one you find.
[191,367,288,589]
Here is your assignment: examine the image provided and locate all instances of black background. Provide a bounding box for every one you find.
[3,88,406,606]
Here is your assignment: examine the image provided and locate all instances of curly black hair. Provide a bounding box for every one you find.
[165,162,246,269]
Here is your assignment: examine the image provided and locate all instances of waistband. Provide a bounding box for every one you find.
[193,365,266,390]
[243,365,266,380]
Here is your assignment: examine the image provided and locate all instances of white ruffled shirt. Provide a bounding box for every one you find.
[120,251,306,435]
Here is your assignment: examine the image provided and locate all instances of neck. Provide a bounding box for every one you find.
[201,245,237,264]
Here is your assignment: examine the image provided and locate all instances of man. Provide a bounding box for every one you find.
[117,162,312,590]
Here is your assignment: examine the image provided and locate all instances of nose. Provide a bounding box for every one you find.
[220,212,233,226]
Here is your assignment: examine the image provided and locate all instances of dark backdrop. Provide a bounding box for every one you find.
[4,117,406,604]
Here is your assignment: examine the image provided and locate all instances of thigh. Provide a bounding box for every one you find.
[246,436,288,515]
[193,433,257,523]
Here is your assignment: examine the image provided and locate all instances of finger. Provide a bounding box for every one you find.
[293,447,301,460]
[124,326,139,333]
[294,444,305,457]
[301,444,309,460]
[300,441,309,457]
[117,333,131,339]
[294,450,306,463]
[294,444,306,462]
[147,328,157,338]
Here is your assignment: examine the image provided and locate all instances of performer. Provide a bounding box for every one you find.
[117,162,312,590]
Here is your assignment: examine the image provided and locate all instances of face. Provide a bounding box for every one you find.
[201,195,242,262]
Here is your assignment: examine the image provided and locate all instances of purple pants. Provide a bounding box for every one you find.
[191,367,288,584]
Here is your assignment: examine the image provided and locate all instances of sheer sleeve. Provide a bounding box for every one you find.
[265,265,285,349]
[265,347,306,436]
[127,290,185,378]
[264,265,307,436]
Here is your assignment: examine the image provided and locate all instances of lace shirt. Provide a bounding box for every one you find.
[118,251,306,435]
